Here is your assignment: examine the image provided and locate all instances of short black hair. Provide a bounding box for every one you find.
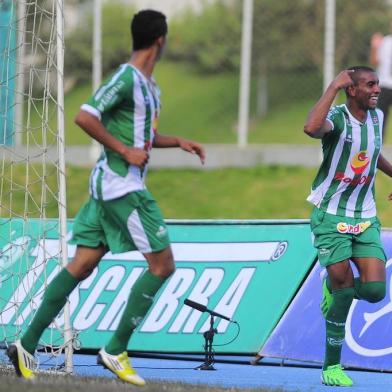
[131,10,167,50]
[344,66,376,97]
[347,65,376,85]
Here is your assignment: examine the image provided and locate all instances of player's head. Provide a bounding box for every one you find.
[346,66,376,86]
[344,66,380,109]
[131,10,168,51]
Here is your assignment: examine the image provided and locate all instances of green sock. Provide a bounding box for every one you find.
[354,278,386,303]
[324,287,355,369]
[354,277,367,300]
[325,276,331,291]
[105,270,165,355]
[21,268,79,355]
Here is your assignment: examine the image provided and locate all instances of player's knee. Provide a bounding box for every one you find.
[358,281,386,303]
[152,263,175,279]
[78,267,95,280]
[66,263,94,280]
[146,247,175,278]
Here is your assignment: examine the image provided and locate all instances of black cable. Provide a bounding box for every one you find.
[212,321,240,347]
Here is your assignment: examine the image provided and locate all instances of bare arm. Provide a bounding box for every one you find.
[377,154,392,177]
[74,110,149,168]
[304,70,354,139]
[377,154,392,201]
[153,132,205,164]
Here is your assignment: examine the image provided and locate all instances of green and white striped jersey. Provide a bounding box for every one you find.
[307,104,383,218]
[81,63,160,201]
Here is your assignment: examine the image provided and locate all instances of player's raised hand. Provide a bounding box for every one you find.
[121,147,149,168]
[331,70,355,91]
[178,138,205,164]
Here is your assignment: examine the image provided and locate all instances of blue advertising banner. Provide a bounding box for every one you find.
[261,230,392,371]
[0,0,16,145]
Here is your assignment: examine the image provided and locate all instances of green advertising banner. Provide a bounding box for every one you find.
[0,0,15,145]
[0,218,317,354]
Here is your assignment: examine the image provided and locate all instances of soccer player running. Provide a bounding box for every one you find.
[304,66,392,387]
[7,10,205,385]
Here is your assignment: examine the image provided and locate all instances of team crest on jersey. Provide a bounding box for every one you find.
[336,221,371,234]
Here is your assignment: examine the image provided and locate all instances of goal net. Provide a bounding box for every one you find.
[0,0,73,373]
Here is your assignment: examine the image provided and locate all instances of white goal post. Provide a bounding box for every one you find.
[0,0,73,373]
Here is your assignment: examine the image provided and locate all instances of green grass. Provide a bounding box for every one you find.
[22,62,325,146]
[63,85,95,145]
[0,373,282,392]
[25,61,392,146]
[249,100,318,145]
[155,62,239,143]
[2,165,392,226]
[148,166,392,225]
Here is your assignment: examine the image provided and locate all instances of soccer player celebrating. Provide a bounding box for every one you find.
[304,66,392,387]
[7,9,205,385]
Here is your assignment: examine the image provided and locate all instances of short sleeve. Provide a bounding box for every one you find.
[81,65,133,119]
[326,106,344,133]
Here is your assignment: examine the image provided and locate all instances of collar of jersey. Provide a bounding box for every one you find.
[343,104,368,126]
[125,63,156,87]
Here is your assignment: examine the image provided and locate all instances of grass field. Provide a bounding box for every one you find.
[26,61,324,146]
[26,60,392,146]
[2,165,392,225]
[0,372,282,392]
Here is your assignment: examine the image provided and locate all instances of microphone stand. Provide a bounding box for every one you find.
[196,313,217,371]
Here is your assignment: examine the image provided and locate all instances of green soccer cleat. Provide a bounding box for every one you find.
[321,364,353,387]
[320,270,333,318]
[6,340,36,379]
[97,348,146,386]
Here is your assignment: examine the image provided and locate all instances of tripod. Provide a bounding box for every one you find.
[196,314,217,370]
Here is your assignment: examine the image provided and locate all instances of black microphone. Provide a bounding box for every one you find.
[184,298,233,322]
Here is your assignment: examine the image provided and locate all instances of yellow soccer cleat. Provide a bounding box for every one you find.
[97,348,146,386]
[7,340,36,379]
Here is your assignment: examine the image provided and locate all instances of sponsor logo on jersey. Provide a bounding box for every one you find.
[336,221,371,234]
[96,81,125,112]
[334,172,372,185]
[350,151,370,175]
[333,151,372,185]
